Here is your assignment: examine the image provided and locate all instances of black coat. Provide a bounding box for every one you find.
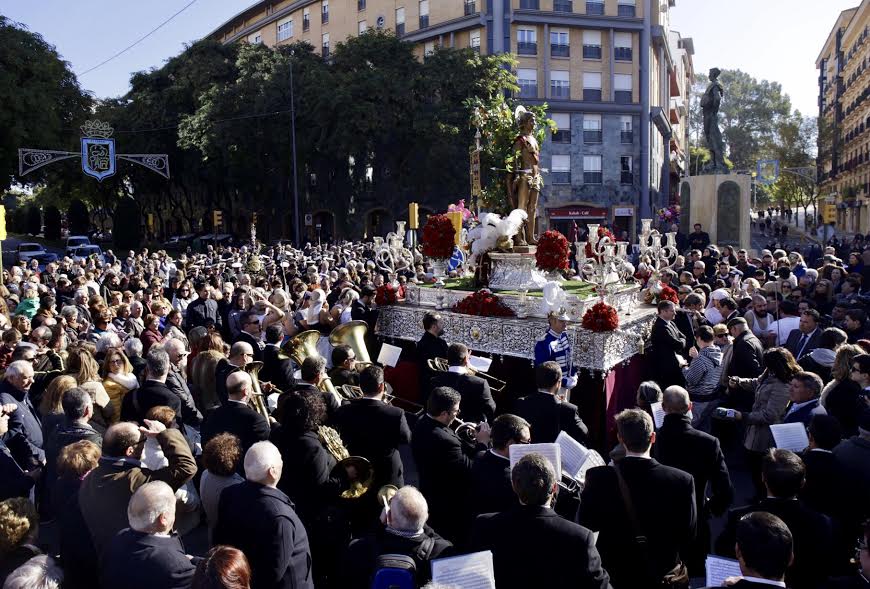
[44,420,102,492]
[214,481,314,589]
[350,299,377,331]
[201,400,271,456]
[799,449,845,520]
[824,379,864,437]
[416,331,448,399]
[53,477,98,589]
[120,379,182,426]
[716,497,833,589]
[674,310,709,355]
[728,331,765,379]
[649,317,687,388]
[578,457,697,588]
[0,380,44,469]
[784,328,821,360]
[290,383,341,421]
[262,344,296,392]
[184,297,222,331]
[0,439,34,501]
[701,581,792,589]
[214,358,240,406]
[430,370,496,424]
[471,505,612,589]
[165,367,203,428]
[798,354,833,384]
[342,525,453,589]
[333,397,411,488]
[469,450,517,516]
[513,391,588,444]
[411,414,483,542]
[100,529,196,589]
[234,330,265,363]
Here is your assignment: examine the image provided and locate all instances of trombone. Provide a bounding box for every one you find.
[427,357,508,392]
[340,384,425,415]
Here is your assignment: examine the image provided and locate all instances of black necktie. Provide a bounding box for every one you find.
[797,333,809,357]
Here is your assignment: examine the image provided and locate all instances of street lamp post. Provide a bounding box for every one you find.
[290,56,301,247]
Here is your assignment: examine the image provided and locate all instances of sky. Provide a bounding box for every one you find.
[2,0,864,116]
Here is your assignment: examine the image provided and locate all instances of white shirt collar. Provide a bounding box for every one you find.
[624,451,652,460]
[489,449,510,461]
[448,366,468,375]
[787,398,818,413]
[740,576,786,587]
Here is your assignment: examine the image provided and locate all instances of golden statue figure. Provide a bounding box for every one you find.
[506,106,542,246]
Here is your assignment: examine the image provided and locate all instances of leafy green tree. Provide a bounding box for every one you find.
[769,113,817,227]
[113,197,142,251]
[44,206,61,240]
[67,198,89,235]
[26,206,41,235]
[0,16,92,190]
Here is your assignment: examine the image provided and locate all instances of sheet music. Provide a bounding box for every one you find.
[467,355,493,373]
[556,431,589,478]
[705,555,742,587]
[509,443,561,477]
[431,550,496,589]
[770,422,810,452]
[376,343,402,368]
[650,402,666,429]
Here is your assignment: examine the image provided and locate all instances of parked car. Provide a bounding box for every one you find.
[15,243,58,265]
[162,233,195,249]
[70,244,105,264]
[65,235,91,256]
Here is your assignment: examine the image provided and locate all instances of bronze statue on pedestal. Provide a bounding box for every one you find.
[506,106,542,246]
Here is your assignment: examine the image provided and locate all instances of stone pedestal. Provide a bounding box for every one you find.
[487,252,548,291]
[679,174,751,250]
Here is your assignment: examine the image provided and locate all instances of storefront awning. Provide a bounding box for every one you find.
[548,206,608,219]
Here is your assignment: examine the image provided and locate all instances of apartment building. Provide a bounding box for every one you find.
[209,0,694,239]
[817,4,870,233]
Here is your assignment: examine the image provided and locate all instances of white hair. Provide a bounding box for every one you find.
[389,485,429,532]
[3,555,63,589]
[60,305,78,320]
[244,441,282,485]
[5,360,34,379]
[124,337,143,358]
[130,301,144,312]
[96,332,122,354]
[127,481,176,533]
[74,289,89,301]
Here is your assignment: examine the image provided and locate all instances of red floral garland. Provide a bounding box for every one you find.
[658,285,679,304]
[585,227,616,262]
[535,230,570,272]
[452,289,516,317]
[581,301,619,332]
[421,214,456,260]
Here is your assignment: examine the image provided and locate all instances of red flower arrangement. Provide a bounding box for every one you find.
[452,289,516,317]
[536,230,570,273]
[585,227,616,262]
[581,302,619,332]
[421,214,456,260]
[658,285,679,304]
[375,283,398,306]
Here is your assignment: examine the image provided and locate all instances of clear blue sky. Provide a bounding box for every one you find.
[3,0,863,115]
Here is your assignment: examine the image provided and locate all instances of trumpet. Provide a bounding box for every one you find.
[427,357,507,393]
[450,418,483,445]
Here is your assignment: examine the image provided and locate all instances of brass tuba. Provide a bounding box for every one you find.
[328,320,372,365]
[243,361,272,421]
[283,329,323,367]
[317,425,374,499]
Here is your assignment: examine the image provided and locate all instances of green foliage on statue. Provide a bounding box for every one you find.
[26,206,41,235]
[113,198,142,251]
[0,16,92,190]
[67,199,89,235]
[44,206,62,240]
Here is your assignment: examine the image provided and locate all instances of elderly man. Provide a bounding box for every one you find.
[201,371,270,455]
[0,360,44,469]
[343,485,453,587]
[215,341,253,406]
[163,338,202,428]
[649,300,687,389]
[782,371,826,427]
[100,481,197,589]
[472,453,611,589]
[214,441,313,589]
[126,300,146,338]
[121,347,183,427]
[79,419,196,554]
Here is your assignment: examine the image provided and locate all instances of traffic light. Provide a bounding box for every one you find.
[0,205,6,240]
[213,210,223,229]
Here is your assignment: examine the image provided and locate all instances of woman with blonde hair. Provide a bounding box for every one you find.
[39,375,79,438]
[66,345,113,430]
[821,343,864,436]
[191,333,226,412]
[101,348,138,423]
[0,497,40,584]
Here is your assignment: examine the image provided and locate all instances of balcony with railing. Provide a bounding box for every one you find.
[517,41,537,55]
[583,129,602,143]
[518,82,538,99]
[615,90,633,104]
[322,44,330,57]
[586,1,605,15]
[583,89,602,101]
[615,47,633,61]
[554,0,572,11]
[552,129,571,143]
[617,3,635,16]
[583,45,602,59]
[621,171,634,184]
[551,171,572,184]
[620,130,634,143]
[419,14,429,28]
[550,83,570,99]
[519,0,539,8]
[464,0,476,15]
[322,7,329,23]
[584,171,603,184]
[551,43,569,58]
[303,15,310,31]
[396,22,404,35]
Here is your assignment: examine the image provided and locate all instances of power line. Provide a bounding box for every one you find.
[77,0,200,77]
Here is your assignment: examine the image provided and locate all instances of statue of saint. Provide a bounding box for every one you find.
[506,106,542,245]
[701,67,728,174]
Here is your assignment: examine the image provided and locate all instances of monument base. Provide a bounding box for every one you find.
[487,252,548,291]
[679,174,751,250]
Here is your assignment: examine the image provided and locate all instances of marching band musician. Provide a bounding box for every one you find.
[430,343,496,424]
[417,311,449,399]
[329,344,360,388]
[534,310,579,399]
[515,362,589,445]
[469,414,530,516]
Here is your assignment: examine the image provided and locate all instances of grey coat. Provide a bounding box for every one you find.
[735,371,790,452]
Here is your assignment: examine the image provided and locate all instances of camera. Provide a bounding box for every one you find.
[714,407,737,420]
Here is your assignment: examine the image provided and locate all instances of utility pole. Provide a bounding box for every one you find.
[290,55,301,247]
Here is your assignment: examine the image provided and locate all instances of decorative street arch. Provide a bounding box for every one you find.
[18,120,170,182]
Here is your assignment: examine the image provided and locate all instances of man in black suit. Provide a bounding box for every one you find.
[214,441,314,589]
[328,344,359,388]
[261,324,295,392]
[784,309,822,361]
[120,347,183,426]
[649,300,687,389]
[471,453,611,589]
[184,280,222,332]
[0,403,37,501]
[702,512,794,589]
[675,293,708,356]
[334,365,411,492]
[201,371,271,455]
[351,285,378,331]
[716,449,832,589]
[233,310,265,363]
[514,361,588,444]
[0,360,44,470]
[214,341,253,406]
[654,386,733,577]
[430,343,496,424]
[411,386,490,544]
[416,311,448,399]
[100,481,196,589]
[469,413,529,516]
[800,415,846,525]
[291,356,341,419]
[579,408,696,589]
[724,317,765,412]
[689,223,711,251]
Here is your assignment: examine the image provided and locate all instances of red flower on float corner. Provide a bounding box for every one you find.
[581,301,619,332]
[452,289,516,317]
[421,214,457,260]
[657,285,679,304]
[535,230,570,273]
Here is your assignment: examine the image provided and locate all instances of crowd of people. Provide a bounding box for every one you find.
[0,230,865,589]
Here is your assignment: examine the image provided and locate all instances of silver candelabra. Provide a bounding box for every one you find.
[637,218,678,283]
[575,224,632,301]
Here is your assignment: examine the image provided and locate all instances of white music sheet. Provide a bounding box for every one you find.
[431,550,496,589]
